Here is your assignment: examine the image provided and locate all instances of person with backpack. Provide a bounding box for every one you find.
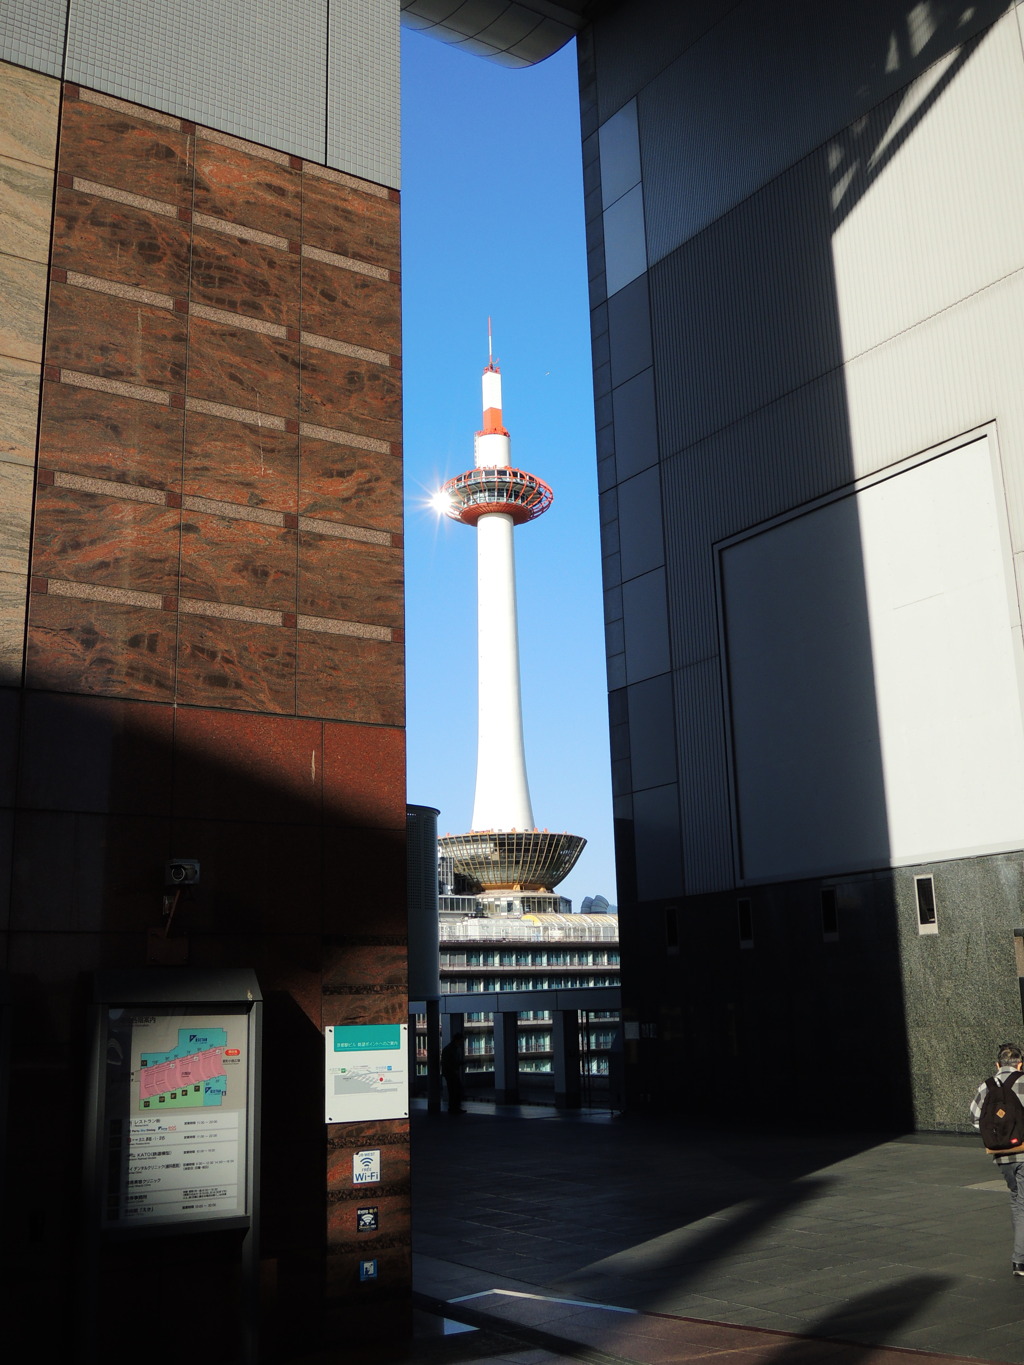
[970,1041,1024,1276]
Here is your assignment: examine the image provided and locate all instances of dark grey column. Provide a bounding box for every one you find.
[493,1011,520,1104]
[553,1009,581,1109]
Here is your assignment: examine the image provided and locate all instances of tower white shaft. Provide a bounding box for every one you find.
[472,509,534,831]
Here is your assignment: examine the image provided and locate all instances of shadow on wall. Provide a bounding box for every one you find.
[0,683,407,1359]
[598,0,1017,1128]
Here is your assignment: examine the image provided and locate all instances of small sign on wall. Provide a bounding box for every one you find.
[325,1024,409,1123]
[352,1149,381,1185]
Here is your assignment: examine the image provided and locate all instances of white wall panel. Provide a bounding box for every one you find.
[0,0,66,77]
[328,0,401,188]
[637,0,1013,267]
[722,435,1024,883]
[8,0,400,184]
[831,11,1024,364]
[67,0,329,164]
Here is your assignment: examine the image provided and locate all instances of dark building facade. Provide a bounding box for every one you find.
[0,4,406,1358]
[576,0,1024,1132]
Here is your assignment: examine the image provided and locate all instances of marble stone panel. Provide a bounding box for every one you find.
[298,352,400,444]
[31,484,180,593]
[52,188,190,296]
[26,594,176,700]
[179,510,297,612]
[57,99,193,206]
[165,824,323,937]
[0,461,33,574]
[194,139,302,242]
[190,225,299,326]
[18,691,174,815]
[0,152,53,263]
[181,935,323,1035]
[176,612,295,712]
[187,315,299,419]
[38,379,184,489]
[0,61,59,168]
[296,630,402,725]
[301,174,399,272]
[71,813,175,932]
[322,939,406,1002]
[183,411,298,512]
[0,252,46,363]
[45,283,187,391]
[0,570,26,684]
[297,534,402,628]
[322,721,405,830]
[0,354,40,466]
[0,807,10,929]
[298,437,401,533]
[8,809,78,930]
[299,262,399,356]
[325,1190,409,1247]
[172,709,323,824]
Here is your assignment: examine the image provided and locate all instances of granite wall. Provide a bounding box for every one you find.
[0,63,409,1361]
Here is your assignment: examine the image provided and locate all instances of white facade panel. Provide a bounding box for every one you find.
[328,0,401,189]
[0,0,65,77]
[66,0,330,164]
[638,0,1010,268]
[603,184,647,297]
[598,98,640,210]
[830,10,1024,365]
[8,0,399,185]
[722,435,1024,883]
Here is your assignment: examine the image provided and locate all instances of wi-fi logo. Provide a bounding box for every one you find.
[358,1153,375,1171]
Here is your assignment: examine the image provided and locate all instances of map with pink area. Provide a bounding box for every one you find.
[139,1047,226,1101]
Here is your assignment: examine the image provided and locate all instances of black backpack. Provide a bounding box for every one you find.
[978,1072,1024,1153]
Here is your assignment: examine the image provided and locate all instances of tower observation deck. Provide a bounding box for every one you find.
[437,340,585,895]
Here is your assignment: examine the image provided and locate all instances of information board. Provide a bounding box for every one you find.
[324,1024,409,1123]
[101,1008,251,1228]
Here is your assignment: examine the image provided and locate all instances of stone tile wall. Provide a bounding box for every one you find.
[29,82,404,721]
[0,61,57,679]
[1,64,410,1358]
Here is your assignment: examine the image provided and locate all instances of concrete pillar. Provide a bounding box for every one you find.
[552,1009,581,1109]
[492,1010,519,1104]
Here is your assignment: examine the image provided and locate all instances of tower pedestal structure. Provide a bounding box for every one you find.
[438,349,584,900]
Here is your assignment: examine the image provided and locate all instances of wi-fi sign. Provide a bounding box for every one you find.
[352,1149,381,1185]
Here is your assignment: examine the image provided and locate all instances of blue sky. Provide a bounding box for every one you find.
[400,30,616,908]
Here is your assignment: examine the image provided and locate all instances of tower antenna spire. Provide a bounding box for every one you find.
[487,316,493,368]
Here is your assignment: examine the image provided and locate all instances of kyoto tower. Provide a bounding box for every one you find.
[437,333,585,905]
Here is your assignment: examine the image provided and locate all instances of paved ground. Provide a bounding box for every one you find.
[406,1101,1024,1365]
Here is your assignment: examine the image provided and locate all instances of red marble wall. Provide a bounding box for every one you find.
[2,79,409,1361]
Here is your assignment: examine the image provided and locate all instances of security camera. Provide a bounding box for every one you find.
[165,859,200,889]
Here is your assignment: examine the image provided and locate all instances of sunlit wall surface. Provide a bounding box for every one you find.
[0,2,406,1356]
[580,0,1024,1129]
